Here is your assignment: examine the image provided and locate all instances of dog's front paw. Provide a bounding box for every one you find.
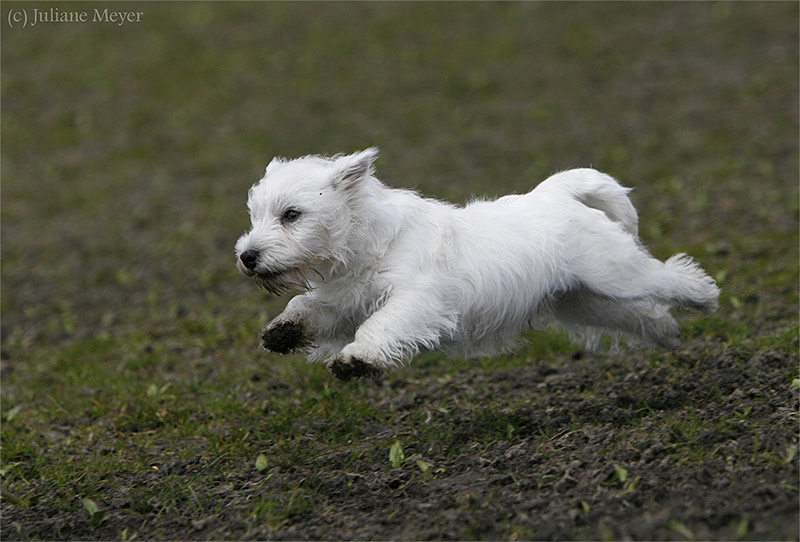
[327,355,383,382]
[260,320,311,354]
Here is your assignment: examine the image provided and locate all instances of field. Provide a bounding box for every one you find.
[1,2,798,540]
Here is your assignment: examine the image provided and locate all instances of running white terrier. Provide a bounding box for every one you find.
[235,148,719,381]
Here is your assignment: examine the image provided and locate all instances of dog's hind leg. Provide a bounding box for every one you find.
[552,286,681,349]
[567,221,719,314]
[660,253,720,313]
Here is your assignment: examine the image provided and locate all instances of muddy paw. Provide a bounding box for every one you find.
[328,356,383,382]
[260,320,310,354]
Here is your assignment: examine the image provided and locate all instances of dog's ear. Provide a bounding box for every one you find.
[331,147,379,190]
[264,157,284,176]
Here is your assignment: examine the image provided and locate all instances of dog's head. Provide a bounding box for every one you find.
[235,147,379,294]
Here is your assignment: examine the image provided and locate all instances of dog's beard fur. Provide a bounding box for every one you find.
[253,267,315,296]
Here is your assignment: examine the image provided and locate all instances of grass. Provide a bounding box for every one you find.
[2,1,798,540]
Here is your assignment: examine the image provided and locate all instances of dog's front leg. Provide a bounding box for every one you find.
[327,291,451,381]
[260,294,317,354]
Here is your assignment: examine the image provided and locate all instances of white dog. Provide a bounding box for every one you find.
[235,148,719,381]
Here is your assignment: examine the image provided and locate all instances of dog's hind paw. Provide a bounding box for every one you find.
[260,320,310,354]
[327,355,383,382]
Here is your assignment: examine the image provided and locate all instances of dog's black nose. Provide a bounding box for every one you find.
[240,249,259,270]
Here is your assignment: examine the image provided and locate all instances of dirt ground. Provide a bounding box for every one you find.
[3,342,797,541]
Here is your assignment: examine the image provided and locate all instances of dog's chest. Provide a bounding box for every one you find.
[318,269,391,320]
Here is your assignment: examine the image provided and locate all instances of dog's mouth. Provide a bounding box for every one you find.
[236,253,320,295]
[237,258,284,279]
[252,267,315,295]
[254,271,289,295]
[253,268,284,281]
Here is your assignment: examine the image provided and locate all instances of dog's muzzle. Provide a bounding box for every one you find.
[239,249,260,272]
[238,249,283,280]
[237,249,296,294]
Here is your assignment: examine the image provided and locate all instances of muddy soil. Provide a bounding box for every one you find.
[4,345,797,541]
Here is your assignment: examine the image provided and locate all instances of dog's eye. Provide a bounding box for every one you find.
[282,209,301,223]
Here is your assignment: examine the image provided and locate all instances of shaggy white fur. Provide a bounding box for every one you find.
[235,148,719,380]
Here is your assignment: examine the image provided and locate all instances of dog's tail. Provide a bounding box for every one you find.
[537,168,639,235]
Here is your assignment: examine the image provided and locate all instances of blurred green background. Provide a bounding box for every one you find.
[1,2,797,540]
[2,2,797,347]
